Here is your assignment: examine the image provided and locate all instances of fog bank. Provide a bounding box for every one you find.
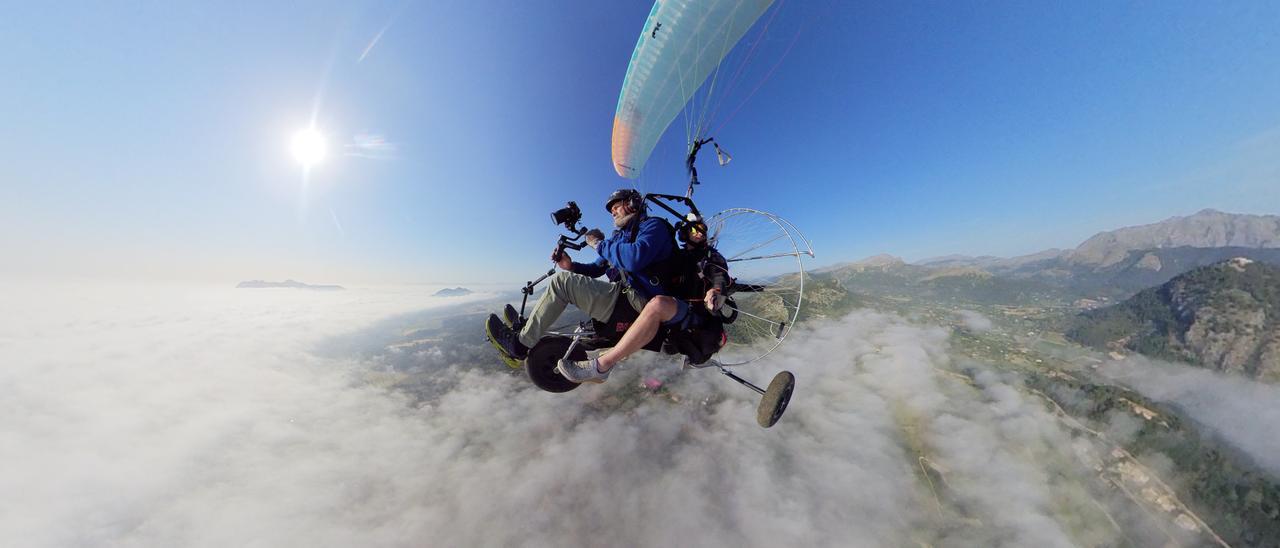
[1,284,1160,546]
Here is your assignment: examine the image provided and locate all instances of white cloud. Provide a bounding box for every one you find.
[956,309,994,332]
[0,285,1173,546]
[1102,354,1280,476]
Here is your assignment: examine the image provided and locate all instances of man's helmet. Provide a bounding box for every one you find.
[605,188,645,213]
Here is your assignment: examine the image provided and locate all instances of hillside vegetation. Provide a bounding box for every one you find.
[1067,259,1280,381]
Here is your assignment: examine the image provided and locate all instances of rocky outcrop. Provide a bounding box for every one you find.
[1258,332,1280,383]
[1179,294,1266,376]
[1068,260,1280,380]
[1135,253,1162,271]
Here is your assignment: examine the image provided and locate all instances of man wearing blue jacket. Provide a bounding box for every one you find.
[486,188,690,383]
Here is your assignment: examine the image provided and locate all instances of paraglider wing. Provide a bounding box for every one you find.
[612,0,774,179]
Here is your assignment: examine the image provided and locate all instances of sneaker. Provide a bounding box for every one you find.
[485,313,528,368]
[502,304,520,329]
[556,356,611,384]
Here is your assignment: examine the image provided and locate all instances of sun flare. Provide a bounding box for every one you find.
[290,127,327,167]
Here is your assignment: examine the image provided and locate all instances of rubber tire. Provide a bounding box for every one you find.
[756,371,795,428]
[526,337,586,393]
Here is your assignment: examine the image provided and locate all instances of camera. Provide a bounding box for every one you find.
[550,201,582,231]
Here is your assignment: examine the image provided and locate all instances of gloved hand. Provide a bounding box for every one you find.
[585,228,604,250]
[552,248,572,270]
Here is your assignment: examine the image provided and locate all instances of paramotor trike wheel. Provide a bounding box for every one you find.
[526,336,585,393]
[705,208,813,366]
[757,370,795,428]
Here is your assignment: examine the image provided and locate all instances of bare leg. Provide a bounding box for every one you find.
[597,296,678,371]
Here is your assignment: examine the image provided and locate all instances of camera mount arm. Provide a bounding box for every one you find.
[645,193,702,224]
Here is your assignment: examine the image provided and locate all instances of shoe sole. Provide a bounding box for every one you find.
[502,304,519,328]
[485,316,524,369]
[555,361,607,384]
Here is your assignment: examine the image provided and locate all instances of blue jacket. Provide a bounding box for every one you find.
[570,215,674,299]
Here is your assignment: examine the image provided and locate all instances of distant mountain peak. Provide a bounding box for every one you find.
[922,267,993,281]
[917,254,988,264]
[913,249,1067,272]
[236,279,344,290]
[1068,210,1280,267]
[433,287,473,297]
[812,254,908,276]
[852,254,905,267]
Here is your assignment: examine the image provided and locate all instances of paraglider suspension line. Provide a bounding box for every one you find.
[685,137,716,198]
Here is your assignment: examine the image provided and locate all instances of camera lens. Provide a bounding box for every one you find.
[551,202,581,228]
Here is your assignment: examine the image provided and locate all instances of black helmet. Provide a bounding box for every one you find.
[605,188,644,213]
[677,219,709,245]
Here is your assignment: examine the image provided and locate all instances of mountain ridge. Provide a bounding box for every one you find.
[822,210,1280,300]
[1067,209,1280,267]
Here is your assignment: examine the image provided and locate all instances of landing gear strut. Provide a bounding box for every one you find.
[690,359,794,428]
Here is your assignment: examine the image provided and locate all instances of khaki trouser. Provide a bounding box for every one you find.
[518,271,648,347]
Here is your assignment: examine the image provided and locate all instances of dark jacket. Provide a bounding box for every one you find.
[570,214,675,299]
[662,243,729,300]
[698,245,730,293]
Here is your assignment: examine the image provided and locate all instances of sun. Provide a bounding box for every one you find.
[290,127,327,167]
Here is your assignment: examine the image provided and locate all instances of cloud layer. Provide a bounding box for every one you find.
[1103,354,1280,476]
[0,283,1197,546]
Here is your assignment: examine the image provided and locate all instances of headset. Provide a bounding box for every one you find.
[605,188,646,214]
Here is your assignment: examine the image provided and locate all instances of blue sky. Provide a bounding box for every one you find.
[2,1,1278,284]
